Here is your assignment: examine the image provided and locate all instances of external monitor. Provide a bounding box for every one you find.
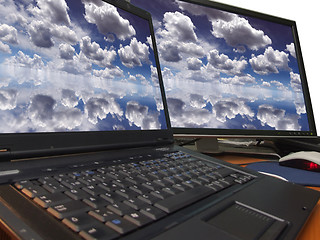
[130,0,317,153]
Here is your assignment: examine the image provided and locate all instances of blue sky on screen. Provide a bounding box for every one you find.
[0,0,167,133]
[131,0,309,131]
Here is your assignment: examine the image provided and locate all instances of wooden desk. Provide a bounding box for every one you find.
[215,154,320,240]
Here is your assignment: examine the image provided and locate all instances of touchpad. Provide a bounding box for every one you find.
[206,202,288,240]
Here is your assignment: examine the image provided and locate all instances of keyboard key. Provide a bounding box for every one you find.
[82,185,106,196]
[112,179,126,188]
[153,179,170,188]
[15,180,34,189]
[162,186,181,195]
[123,198,147,210]
[100,191,126,204]
[62,213,98,232]
[22,185,48,198]
[105,217,136,234]
[34,192,71,208]
[97,182,115,192]
[220,177,236,186]
[106,171,122,180]
[141,181,158,191]
[210,180,230,189]
[80,222,119,240]
[61,179,85,189]
[43,180,67,193]
[124,210,153,226]
[181,180,199,188]
[92,174,111,183]
[137,193,158,205]
[140,206,166,220]
[78,176,98,186]
[83,196,108,208]
[115,188,138,199]
[48,200,91,219]
[38,176,56,185]
[129,184,149,195]
[107,202,133,216]
[88,208,117,222]
[150,189,171,200]
[214,167,235,178]
[154,185,214,213]
[65,188,90,200]
[172,183,190,192]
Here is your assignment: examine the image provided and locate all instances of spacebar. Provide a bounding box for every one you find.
[154,186,215,213]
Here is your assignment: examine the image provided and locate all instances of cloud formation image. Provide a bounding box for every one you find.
[0,0,167,133]
[131,0,309,132]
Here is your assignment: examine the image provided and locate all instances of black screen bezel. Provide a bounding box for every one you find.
[172,0,317,138]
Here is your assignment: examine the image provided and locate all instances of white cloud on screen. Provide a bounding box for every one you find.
[155,11,205,63]
[249,47,290,75]
[286,43,296,58]
[187,57,202,70]
[118,38,150,68]
[59,43,75,60]
[166,97,214,128]
[5,51,45,69]
[0,24,18,44]
[212,98,255,123]
[0,41,11,53]
[211,16,272,51]
[80,36,117,68]
[93,66,124,80]
[29,0,71,26]
[162,11,198,42]
[85,95,123,125]
[293,93,306,115]
[221,74,256,85]
[290,72,302,92]
[257,104,300,130]
[207,49,247,75]
[27,94,84,131]
[125,101,160,130]
[51,25,78,45]
[56,54,92,75]
[83,0,136,41]
[0,89,17,110]
[61,89,78,108]
[177,1,234,22]
[177,1,271,51]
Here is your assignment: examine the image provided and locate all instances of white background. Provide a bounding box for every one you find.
[214,0,320,134]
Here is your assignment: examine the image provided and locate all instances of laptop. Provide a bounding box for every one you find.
[0,0,318,239]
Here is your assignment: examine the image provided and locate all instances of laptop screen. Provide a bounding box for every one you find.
[0,0,167,133]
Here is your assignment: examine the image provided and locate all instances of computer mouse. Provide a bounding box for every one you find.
[279,151,320,172]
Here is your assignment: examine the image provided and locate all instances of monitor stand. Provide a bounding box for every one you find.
[194,138,280,158]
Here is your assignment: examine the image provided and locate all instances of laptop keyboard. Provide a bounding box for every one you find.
[14,151,254,239]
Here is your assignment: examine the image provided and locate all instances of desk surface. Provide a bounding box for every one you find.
[215,154,320,240]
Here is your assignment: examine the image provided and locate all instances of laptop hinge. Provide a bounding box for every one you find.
[1,138,174,162]
[0,149,12,162]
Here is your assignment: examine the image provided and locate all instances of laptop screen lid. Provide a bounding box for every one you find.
[0,0,172,159]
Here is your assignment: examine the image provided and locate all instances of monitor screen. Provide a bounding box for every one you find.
[130,0,317,138]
